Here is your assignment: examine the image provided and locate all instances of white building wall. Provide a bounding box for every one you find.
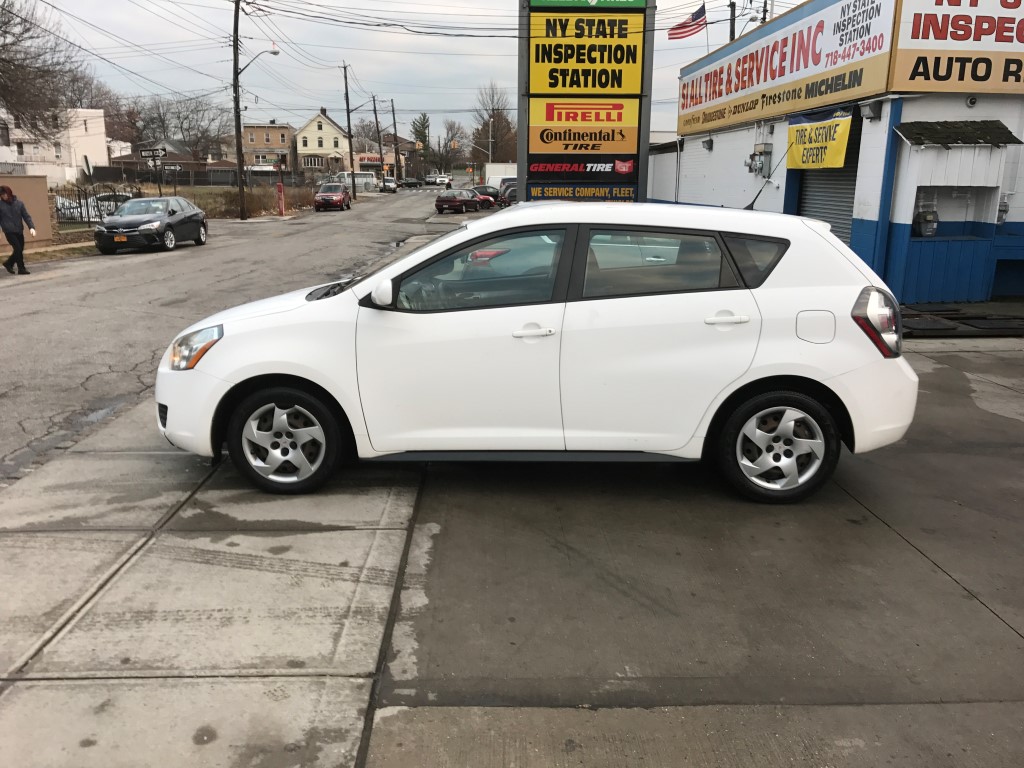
[671,121,789,212]
[852,100,896,223]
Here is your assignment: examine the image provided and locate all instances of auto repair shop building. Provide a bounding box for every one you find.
[648,0,1024,303]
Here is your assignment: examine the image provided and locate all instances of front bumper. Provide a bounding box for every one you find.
[154,362,233,457]
[96,230,161,249]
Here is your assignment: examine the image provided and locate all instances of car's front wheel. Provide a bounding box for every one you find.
[161,228,176,251]
[194,224,207,246]
[227,387,342,494]
[715,391,840,503]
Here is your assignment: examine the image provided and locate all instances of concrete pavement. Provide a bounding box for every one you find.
[1,336,1022,767]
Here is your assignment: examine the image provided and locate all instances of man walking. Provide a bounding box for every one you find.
[0,184,37,275]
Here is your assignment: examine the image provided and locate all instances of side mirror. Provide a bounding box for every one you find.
[370,279,394,307]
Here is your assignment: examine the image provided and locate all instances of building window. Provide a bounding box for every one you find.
[317,121,323,131]
[333,137,339,148]
[280,132,286,144]
[302,136,308,147]
[54,142,62,159]
[13,118,21,129]
[0,121,9,146]
[248,132,255,143]
[264,131,270,143]
[317,137,324,148]
[16,142,24,156]
[303,156,323,168]
[254,153,269,164]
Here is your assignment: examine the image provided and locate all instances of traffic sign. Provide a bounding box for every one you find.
[140,148,167,158]
[163,164,183,171]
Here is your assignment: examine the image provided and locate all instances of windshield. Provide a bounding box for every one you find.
[319,184,345,193]
[114,199,168,216]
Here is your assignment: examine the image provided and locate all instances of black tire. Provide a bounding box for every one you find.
[194,224,207,246]
[457,204,466,214]
[227,386,342,494]
[161,227,176,251]
[314,206,321,212]
[98,246,117,255]
[715,390,841,503]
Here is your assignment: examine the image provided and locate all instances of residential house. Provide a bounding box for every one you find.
[239,120,294,171]
[295,108,350,174]
[0,108,109,184]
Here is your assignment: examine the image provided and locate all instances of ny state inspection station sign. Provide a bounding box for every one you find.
[521,0,654,202]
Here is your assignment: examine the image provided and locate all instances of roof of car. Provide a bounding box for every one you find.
[469,201,828,238]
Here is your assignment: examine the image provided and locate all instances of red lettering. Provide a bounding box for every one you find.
[769,40,779,79]
[811,20,824,65]
[779,36,789,77]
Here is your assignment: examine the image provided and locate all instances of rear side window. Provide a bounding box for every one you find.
[722,236,789,288]
[583,230,738,299]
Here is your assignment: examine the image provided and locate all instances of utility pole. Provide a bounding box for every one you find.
[390,99,401,181]
[729,1,737,40]
[232,0,247,220]
[342,63,357,200]
[372,96,385,181]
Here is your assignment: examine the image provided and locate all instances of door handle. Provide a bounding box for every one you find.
[704,315,750,325]
[512,328,557,338]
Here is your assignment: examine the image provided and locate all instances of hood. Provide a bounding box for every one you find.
[102,213,164,228]
[176,281,354,337]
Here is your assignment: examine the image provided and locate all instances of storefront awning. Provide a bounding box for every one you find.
[895,121,1022,150]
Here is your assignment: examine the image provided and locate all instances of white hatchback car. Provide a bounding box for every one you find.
[156,203,917,503]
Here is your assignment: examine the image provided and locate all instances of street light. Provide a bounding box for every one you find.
[232,18,279,221]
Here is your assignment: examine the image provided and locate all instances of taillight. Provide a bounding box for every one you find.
[852,287,902,358]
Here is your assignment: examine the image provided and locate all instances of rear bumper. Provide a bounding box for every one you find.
[827,355,919,453]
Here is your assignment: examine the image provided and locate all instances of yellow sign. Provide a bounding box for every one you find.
[529,97,639,154]
[787,110,852,169]
[530,13,644,94]
[890,0,1024,94]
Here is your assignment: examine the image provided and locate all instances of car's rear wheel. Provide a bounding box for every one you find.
[161,228,176,251]
[457,204,466,214]
[227,387,342,494]
[194,224,207,246]
[715,391,840,503]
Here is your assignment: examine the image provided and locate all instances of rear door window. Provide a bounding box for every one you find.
[582,229,738,299]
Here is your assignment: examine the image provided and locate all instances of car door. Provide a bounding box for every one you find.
[174,198,197,239]
[560,227,762,452]
[356,227,574,452]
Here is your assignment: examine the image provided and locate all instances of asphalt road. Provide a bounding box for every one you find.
[1,191,1022,767]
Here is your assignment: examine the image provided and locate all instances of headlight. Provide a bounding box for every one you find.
[94,225,106,233]
[170,325,223,371]
[139,221,161,232]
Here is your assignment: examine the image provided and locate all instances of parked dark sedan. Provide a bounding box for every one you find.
[401,178,424,188]
[95,196,207,254]
[314,183,352,211]
[435,189,481,214]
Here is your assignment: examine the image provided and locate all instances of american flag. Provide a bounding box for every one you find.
[668,3,707,40]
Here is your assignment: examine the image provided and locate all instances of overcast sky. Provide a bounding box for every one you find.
[44,0,800,137]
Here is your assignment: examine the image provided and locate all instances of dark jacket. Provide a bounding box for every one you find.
[0,197,34,234]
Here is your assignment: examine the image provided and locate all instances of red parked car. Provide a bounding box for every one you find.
[434,189,481,214]
[314,183,352,212]
[470,186,498,209]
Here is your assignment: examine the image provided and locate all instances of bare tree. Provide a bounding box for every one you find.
[432,119,467,174]
[67,73,142,144]
[173,95,230,160]
[352,118,379,153]
[137,96,176,145]
[0,0,87,139]
[471,81,516,164]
